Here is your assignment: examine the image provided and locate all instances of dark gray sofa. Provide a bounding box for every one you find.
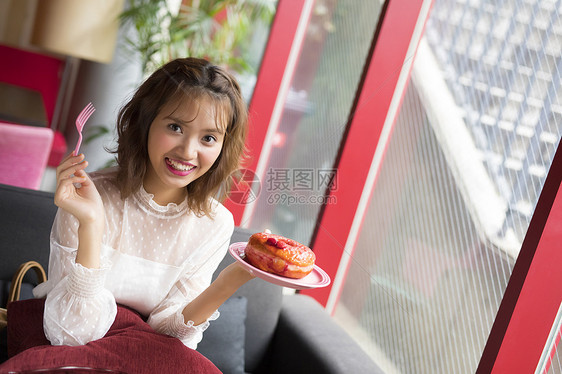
[0,183,383,373]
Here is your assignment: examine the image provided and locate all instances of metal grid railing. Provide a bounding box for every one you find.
[334,79,518,373]
[547,342,562,374]
[332,1,562,373]
[425,0,562,248]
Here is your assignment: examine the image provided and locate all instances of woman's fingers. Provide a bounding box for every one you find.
[56,153,85,179]
[61,152,78,164]
[56,170,87,190]
[57,160,88,183]
[58,153,82,169]
[55,174,86,196]
[54,175,86,206]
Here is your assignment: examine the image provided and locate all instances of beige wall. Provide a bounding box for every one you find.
[31,0,124,63]
[0,0,124,63]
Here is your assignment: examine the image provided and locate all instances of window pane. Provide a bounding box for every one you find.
[425,0,562,252]
[547,342,562,374]
[235,1,278,103]
[333,0,562,372]
[247,0,385,245]
[334,83,516,372]
[545,310,562,374]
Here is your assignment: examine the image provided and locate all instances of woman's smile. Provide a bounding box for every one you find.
[165,157,196,176]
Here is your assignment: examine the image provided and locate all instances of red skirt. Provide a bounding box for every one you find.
[0,299,220,374]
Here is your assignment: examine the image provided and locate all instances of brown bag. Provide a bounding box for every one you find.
[0,261,47,330]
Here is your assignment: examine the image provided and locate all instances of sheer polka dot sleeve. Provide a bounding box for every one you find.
[42,260,117,346]
[35,208,117,346]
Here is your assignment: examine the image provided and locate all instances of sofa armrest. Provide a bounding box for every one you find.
[0,184,54,281]
[262,294,384,374]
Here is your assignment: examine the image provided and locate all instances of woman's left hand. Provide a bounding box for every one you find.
[181,262,256,325]
[54,153,104,227]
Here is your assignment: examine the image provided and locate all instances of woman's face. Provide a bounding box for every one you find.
[143,95,225,205]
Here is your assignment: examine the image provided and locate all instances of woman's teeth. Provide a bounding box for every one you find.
[166,158,195,171]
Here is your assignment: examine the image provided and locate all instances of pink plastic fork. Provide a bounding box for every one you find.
[73,102,96,156]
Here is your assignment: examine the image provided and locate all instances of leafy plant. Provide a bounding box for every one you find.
[83,0,275,166]
[119,0,276,77]
[84,125,111,144]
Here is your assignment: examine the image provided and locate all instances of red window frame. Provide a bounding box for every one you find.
[237,0,562,370]
[478,143,562,373]
[224,0,313,226]
[301,0,432,308]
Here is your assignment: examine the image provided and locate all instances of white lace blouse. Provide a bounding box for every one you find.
[33,168,234,349]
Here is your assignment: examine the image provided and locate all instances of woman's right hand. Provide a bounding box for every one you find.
[54,153,104,229]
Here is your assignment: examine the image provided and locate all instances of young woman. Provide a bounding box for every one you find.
[35,57,255,350]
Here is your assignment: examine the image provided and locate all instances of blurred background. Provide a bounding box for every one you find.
[0,0,561,373]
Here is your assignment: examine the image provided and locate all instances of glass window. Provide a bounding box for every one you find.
[542,303,562,374]
[425,0,562,252]
[246,0,385,246]
[332,0,562,372]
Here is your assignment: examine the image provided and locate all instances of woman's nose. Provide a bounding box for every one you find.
[179,138,198,160]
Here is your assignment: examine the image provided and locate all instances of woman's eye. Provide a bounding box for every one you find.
[168,124,182,133]
[202,135,217,143]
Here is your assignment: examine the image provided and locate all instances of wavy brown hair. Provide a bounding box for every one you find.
[114,57,248,217]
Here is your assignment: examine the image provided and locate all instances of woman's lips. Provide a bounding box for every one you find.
[165,158,196,176]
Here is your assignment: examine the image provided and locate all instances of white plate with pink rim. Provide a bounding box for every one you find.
[228,242,331,290]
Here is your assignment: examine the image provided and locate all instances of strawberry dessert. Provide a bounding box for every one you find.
[244,232,315,279]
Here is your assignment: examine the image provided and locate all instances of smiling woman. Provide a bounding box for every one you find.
[114,58,248,216]
[0,57,253,373]
[144,96,226,206]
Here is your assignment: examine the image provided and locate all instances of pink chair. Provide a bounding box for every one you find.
[0,44,66,166]
[0,122,54,190]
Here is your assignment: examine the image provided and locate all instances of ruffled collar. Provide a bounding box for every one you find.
[133,185,188,218]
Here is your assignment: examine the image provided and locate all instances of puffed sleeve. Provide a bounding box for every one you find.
[147,211,234,349]
[33,208,117,346]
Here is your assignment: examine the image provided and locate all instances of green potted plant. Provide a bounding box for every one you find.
[119,0,276,77]
[81,0,275,169]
